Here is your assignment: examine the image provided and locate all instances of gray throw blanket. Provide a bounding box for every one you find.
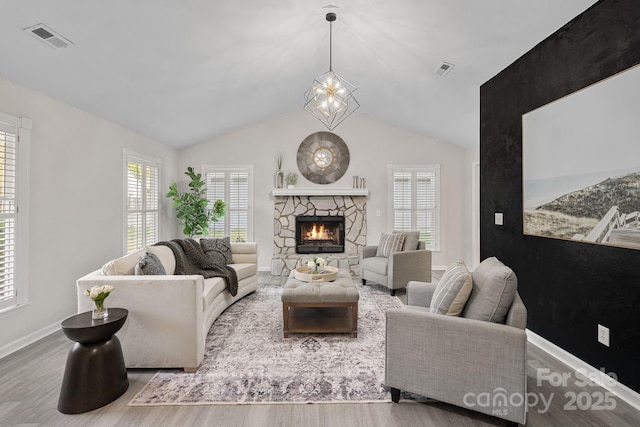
[155,239,238,296]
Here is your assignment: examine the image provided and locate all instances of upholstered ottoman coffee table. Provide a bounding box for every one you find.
[281,269,359,338]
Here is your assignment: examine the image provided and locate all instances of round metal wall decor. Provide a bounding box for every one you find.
[297,131,350,184]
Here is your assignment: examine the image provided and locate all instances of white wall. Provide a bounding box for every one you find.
[179,109,469,270]
[462,145,480,268]
[0,76,178,353]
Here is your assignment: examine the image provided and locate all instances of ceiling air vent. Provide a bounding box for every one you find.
[434,61,455,77]
[23,23,73,49]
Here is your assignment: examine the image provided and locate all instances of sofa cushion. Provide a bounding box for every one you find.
[360,256,388,275]
[101,248,146,275]
[203,277,226,309]
[376,233,405,257]
[430,261,472,316]
[135,252,167,276]
[230,263,258,281]
[147,245,176,275]
[394,230,420,251]
[462,257,518,323]
[200,237,233,265]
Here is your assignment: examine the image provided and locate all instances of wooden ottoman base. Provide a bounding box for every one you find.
[281,270,359,338]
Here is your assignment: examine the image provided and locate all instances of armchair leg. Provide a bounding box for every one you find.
[362,279,366,285]
[390,387,401,403]
[390,288,396,296]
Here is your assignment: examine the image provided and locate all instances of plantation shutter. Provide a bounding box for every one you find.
[127,163,143,252]
[0,122,17,310]
[416,171,437,245]
[393,171,412,231]
[205,172,226,238]
[126,155,159,253]
[145,166,159,246]
[228,172,249,242]
[204,166,252,242]
[391,166,440,250]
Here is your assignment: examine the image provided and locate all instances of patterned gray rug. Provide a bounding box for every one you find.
[128,281,403,405]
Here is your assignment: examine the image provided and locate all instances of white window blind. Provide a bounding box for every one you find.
[125,153,160,253]
[203,166,253,242]
[389,165,440,250]
[0,122,17,311]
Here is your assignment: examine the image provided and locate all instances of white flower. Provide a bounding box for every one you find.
[317,257,326,266]
[307,260,316,269]
[84,285,115,301]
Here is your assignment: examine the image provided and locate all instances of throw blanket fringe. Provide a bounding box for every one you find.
[155,239,238,296]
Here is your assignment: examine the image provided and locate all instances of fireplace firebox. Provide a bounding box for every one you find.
[295,215,345,254]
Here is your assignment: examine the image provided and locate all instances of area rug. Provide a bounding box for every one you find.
[128,280,403,406]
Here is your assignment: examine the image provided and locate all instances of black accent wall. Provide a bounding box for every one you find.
[480,0,640,391]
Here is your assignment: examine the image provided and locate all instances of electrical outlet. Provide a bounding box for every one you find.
[598,324,610,347]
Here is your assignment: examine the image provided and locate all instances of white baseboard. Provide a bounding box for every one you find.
[0,316,68,360]
[527,329,640,411]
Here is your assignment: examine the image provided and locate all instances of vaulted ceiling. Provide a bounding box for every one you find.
[0,0,597,148]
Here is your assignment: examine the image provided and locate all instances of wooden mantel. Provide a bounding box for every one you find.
[271,188,369,197]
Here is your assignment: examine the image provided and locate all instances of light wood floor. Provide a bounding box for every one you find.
[1,273,639,427]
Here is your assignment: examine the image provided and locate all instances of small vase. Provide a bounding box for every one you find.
[92,300,108,320]
[275,170,284,189]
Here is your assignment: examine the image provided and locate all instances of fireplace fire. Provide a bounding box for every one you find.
[295,215,345,254]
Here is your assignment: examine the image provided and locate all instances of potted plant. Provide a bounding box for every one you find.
[286,172,298,188]
[166,167,225,238]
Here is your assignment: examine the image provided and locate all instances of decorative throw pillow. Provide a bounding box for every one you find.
[134,252,167,275]
[430,261,472,316]
[462,257,518,323]
[376,233,405,257]
[200,236,233,265]
[393,230,420,251]
[102,248,146,275]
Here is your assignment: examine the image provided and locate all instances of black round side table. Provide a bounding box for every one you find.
[57,308,129,414]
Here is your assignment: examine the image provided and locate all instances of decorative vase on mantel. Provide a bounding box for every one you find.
[275,170,284,189]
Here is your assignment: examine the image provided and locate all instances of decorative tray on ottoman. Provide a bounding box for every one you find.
[294,266,339,282]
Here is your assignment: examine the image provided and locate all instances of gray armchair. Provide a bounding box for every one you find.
[360,231,432,296]
[385,258,528,426]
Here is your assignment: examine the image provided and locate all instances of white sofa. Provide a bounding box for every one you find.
[77,241,258,372]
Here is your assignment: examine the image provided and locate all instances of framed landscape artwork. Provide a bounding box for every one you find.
[522,64,640,250]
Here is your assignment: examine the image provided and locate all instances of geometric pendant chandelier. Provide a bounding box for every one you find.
[303,12,360,131]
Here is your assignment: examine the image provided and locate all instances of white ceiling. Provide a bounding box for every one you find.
[0,0,597,148]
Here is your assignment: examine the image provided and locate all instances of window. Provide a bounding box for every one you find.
[202,165,253,242]
[389,164,440,250]
[0,113,30,312]
[125,151,160,253]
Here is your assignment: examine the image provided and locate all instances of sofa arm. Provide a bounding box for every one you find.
[406,281,437,307]
[506,292,527,330]
[360,245,378,261]
[388,249,432,289]
[77,272,205,370]
[385,308,527,424]
[231,242,258,264]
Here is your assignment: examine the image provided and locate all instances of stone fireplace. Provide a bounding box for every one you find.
[295,215,345,254]
[272,191,367,276]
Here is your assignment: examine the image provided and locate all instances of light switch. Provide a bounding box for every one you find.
[495,213,504,226]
